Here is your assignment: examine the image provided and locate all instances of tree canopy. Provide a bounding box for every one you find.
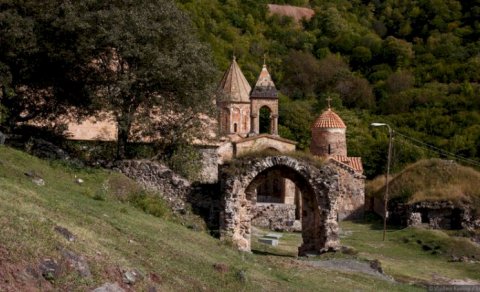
[0,0,217,158]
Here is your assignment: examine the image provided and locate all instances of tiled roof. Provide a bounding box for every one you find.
[329,155,363,173]
[217,57,251,103]
[312,109,346,129]
[250,64,278,98]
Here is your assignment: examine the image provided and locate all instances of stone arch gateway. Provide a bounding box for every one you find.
[219,155,341,255]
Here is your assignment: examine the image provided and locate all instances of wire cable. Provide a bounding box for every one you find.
[393,131,480,168]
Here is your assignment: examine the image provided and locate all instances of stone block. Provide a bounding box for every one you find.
[265,233,282,239]
[258,238,279,246]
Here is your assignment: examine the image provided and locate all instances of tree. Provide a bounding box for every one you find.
[335,75,375,109]
[0,0,217,158]
[281,50,319,99]
[73,1,218,158]
[0,2,89,132]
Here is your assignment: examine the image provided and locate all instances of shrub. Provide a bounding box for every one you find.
[128,191,170,219]
[165,143,202,181]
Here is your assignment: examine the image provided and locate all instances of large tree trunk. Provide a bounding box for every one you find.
[116,115,133,160]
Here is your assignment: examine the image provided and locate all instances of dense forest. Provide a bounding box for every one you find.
[177,0,480,178]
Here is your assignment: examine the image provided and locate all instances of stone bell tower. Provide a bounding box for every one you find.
[217,56,252,136]
[249,62,279,136]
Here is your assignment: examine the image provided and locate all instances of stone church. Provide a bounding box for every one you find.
[209,57,365,231]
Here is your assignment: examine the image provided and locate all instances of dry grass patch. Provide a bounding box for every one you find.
[368,159,480,211]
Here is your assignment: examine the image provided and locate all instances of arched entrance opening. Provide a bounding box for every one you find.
[220,156,340,255]
[259,106,272,134]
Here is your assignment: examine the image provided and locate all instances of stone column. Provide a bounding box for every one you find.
[249,113,258,136]
[271,114,279,135]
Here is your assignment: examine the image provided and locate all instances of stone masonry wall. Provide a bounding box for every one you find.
[251,203,299,232]
[235,136,296,156]
[197,147,220,184]
[115,160,192,213]
[335,165,365,220]
[310,128,347,157]
[389,200,480,231]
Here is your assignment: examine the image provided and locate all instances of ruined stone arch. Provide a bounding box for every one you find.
[219,155,340,255]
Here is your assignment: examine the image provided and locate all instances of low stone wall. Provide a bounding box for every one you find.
[389,200,480,231]
[115,159,221,231]
[115,160,192,212]
[252,203,300,232]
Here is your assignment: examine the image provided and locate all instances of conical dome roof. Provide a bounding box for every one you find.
[250,64,278,99]
[312,108,346,129]
[217,57,251,103]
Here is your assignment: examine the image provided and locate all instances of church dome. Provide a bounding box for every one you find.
[312,109,346,129]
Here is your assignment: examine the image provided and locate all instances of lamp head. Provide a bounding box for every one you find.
[371,122,387,127]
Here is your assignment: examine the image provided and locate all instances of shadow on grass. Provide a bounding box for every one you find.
[251,249,297,258]
[354,213,406,231]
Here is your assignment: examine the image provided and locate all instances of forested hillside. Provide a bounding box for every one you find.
[177,0,480,178]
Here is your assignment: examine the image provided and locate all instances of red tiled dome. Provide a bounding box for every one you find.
[312,109,346,129]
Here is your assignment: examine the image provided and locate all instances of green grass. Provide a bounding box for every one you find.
[252,221,480,287]
[0,145,421,291]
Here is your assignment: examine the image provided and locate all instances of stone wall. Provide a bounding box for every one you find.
[234,135,296,156]
[310,128,347,157]
[197,147,220,184]
[252,203,300,232]
[335,165,365,220]
[389,200,480,231]
[115,160,192,213]
[115,160,222,230]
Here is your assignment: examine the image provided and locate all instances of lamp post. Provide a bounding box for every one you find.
[371,122,393,241]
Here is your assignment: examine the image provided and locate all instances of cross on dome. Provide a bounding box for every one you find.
[326,96,332,110]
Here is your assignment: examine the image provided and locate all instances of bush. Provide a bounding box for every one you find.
[128,191,170,218]
[165,143,202,181]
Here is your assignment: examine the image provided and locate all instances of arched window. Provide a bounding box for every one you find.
[259,106,271,134]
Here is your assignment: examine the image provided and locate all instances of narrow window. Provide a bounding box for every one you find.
[234,123,238,133]
[328,144,331,154]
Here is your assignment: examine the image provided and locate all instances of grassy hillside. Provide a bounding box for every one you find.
[368,159,480,211]
[0,145,421,291]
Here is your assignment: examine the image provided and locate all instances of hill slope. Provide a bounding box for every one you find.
[0,145,418,291]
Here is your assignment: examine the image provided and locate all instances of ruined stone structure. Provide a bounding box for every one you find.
[219,156,341,254]
[385,200,480,231]
[310,105,365,220]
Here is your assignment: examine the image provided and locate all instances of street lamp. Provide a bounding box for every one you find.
[371,122,394,241]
